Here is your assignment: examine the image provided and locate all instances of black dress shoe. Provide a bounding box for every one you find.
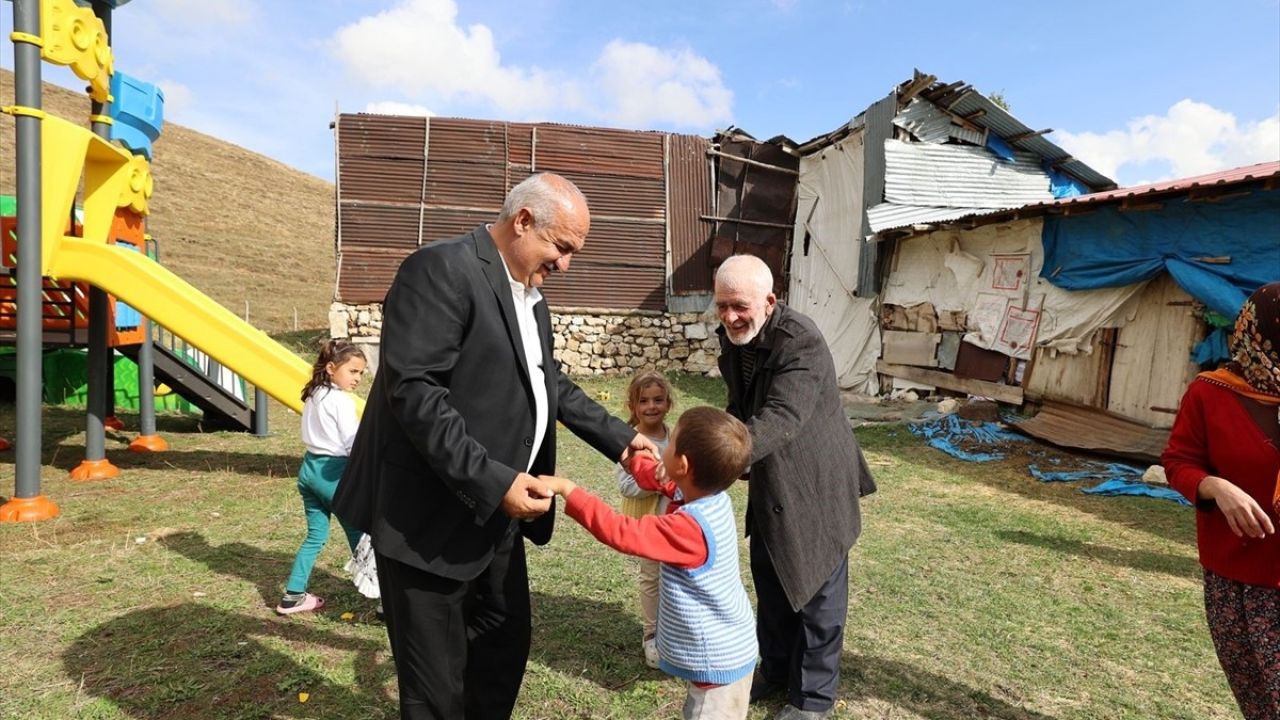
[773,705,831,720]
[749,673,787,703]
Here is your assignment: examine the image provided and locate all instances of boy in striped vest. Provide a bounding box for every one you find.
[540,406,757,719]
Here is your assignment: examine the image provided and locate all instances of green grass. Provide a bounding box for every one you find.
[0,370,1238,719]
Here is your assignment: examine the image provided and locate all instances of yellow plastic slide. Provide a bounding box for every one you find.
[50,238,310,414]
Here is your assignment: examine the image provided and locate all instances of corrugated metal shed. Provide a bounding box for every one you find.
[336,113,701,310]
[882,140,1053,208]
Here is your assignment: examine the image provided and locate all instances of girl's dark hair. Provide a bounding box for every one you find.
[624,370,675,426]
[301,338,367,402]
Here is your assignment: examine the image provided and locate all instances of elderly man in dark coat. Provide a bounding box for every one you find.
[714,254,876,720]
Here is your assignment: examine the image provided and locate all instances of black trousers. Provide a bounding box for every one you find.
[750,537,849,712]
[376,530,531,720]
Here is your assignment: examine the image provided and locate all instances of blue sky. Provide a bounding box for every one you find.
[6,0,1278,186]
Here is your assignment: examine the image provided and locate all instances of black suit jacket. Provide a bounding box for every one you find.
[333,226,633,581]
[719,302,877,610]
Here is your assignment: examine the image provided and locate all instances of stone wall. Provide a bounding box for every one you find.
[330,302,723,377]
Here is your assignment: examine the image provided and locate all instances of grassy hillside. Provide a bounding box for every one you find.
[0,69,334,333]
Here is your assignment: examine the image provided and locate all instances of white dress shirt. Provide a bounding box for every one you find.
[497,252,549,471]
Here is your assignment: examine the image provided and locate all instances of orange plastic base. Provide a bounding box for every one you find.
[104,416,125,431]
[0,495,61,522]
[69,458,120,481]
[0,437,10,451]
[128,434,168,452]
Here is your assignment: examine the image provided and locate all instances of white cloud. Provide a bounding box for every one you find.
[364,101,435,117]
[331,0,731,129]
[153,0,256,27]
[591,41,733,127]
[1058,100,1280,185]
[155,80,194,120]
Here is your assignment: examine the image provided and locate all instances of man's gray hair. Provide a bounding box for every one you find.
[715,254,774,297]
[497,173,587,228]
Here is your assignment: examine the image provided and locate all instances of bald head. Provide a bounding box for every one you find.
[714,254,776,346]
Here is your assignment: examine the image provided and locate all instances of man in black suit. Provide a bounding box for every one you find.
[334,173,654,719]
[713,254,876,720]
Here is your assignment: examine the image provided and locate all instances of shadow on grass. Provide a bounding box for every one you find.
[156,531,371,619]
[857,426,1196,547]
[530,590,650,690]
[835,652,1058,720]
[63,603,396,719]
[996,529,1202,580]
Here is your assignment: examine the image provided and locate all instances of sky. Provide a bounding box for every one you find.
[4,0,1278,187]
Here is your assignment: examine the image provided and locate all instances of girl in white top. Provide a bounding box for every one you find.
[277,339,367,615]
[614,370,676,668]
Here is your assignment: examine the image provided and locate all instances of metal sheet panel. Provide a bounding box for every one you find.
[1010,400,1171,464]
[339,155,424,203]
[559,171,665,220]
[574,218,666,267]
[425,161,508,211]
[541,259,665,311]
[669,134,715,294]
[867,202,1003,233]
[338,114,427,159]
[893,98,953,144]
[882,139,1053,208]
[421,207,492,243]
[338,202,421,249]
[535,125,665,179]
[939,90,1115,190]
[337,246,414,303]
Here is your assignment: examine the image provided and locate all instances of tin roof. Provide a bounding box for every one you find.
[879,160,1280,236]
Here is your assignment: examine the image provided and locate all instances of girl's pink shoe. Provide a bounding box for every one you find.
[275,592,325,615]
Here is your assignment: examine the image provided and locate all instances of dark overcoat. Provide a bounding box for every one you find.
[719,302,876,610]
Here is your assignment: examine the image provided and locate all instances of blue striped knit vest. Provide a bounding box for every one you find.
[656,492,758,684]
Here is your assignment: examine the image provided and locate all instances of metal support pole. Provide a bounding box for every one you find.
[253,388,269,437]
[70,1,119,481]
[129,236,166,451]
[0,0,60,520]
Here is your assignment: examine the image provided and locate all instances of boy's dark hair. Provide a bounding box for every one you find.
[673,406,752,493]
[301,338,366,402]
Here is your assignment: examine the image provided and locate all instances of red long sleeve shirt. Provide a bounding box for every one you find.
[1162,378,1280,588]
[563,456,706,569]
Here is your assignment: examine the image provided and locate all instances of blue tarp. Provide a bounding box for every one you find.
[1041,190,1280,321]
[1029,461,1191,506]
[908,415,1027,462]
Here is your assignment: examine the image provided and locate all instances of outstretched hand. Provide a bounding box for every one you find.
[620,432,661,471]
[501,472,554,519]
[537,474,578,498]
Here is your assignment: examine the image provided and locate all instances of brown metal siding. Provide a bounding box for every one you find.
[338,246,414,303]
[668,134,714,294]
[336,114,708,311]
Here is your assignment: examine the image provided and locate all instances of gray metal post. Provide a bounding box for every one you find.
[137,242,157,423]
[0,0,59,520]
[253,388,269,437]
[128,236,166,451]
[71,1,119,480]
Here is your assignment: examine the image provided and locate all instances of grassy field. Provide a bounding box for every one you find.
[0,355,1238,719]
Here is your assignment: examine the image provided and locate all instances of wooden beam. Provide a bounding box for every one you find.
[705,149,799,175]
[876,361,1024,405]
[1005,128,1053,144]
[700,214,795,230]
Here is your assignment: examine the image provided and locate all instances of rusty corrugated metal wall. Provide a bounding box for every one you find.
[336,114,700,310]
[668,134,715,294]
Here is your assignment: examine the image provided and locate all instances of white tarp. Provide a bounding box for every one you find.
[881,218,1147,356]
[788,131,881,394]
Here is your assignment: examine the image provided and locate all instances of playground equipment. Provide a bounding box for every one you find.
[1,0,314,522]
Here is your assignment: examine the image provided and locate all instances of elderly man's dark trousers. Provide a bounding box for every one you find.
[750,537,849,712]
[376,530,531,720]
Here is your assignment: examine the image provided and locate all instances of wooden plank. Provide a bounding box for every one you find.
[877,361,1024,405]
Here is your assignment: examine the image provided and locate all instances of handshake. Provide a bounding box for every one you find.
[501,447,664,520]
